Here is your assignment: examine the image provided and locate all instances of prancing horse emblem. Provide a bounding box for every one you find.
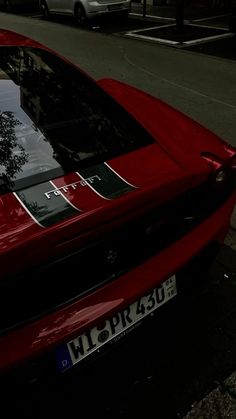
[106,249,118,265]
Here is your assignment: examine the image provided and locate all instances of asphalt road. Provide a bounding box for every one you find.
[1,11,236,418]
[0,11,236,146]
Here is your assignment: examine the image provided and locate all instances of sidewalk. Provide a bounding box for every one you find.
[131,2,232,21]
[128,2,236,60]
[107,0,235,55]
[183,372,236,418]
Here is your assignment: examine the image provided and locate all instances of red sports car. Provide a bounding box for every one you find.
[0,29,235,381]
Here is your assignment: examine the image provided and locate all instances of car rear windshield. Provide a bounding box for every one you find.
[0,46,154,193]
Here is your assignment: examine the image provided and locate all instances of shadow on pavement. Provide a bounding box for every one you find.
[185,34,236,60]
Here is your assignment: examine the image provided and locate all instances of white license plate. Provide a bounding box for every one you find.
[56,275,177,372]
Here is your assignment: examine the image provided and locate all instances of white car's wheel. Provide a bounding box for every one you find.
[120,10,129,20]
[74,4,87,26]
[40,0,50,18]
[4,0,13,12]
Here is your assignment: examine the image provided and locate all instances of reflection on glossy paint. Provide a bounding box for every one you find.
[34,299,123,346]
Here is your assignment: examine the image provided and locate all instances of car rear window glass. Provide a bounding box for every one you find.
[0,46,154,193]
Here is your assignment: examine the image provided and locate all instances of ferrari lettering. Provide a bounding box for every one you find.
[77,162,136,200]
[44,175,101,199]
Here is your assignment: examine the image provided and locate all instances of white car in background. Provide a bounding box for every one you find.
[39,0,131,25]
[0,0,37,11]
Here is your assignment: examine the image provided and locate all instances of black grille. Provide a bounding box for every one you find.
[0,172,235,334]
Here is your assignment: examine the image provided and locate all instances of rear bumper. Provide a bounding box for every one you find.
[86,2,131,17]
[0,191,235,375]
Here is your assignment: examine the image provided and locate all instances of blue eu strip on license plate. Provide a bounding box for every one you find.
[55,275,177,372]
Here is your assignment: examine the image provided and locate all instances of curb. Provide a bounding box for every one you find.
[183,372,236,418]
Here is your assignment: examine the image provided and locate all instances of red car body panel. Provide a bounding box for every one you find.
[98,78,229,175]
[1,144,192,278]
[0,30,236,374]
[0,192,235,372]
[0,30,43,47]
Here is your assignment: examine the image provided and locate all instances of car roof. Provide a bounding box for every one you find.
[0,29,46,49]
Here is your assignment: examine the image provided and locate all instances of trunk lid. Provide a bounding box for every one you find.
[0,143,192,278]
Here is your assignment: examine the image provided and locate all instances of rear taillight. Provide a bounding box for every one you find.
[229,155,236,170]
[222,143,236,158]
[222,142,236,170]
[201,152,226,183]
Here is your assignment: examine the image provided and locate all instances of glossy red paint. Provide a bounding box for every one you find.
[0,191,235,372]
[98,78,229,180]
[1,143,191,278]
[0,29,47,48]
[0,30,236,375]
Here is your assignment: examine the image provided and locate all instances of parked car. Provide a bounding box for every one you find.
[0,0,38,12]
[39,0,131,25]
[0,29,236,384]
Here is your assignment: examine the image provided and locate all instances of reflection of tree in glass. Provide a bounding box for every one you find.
[0,111,28,189]
[20,196,48,218]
